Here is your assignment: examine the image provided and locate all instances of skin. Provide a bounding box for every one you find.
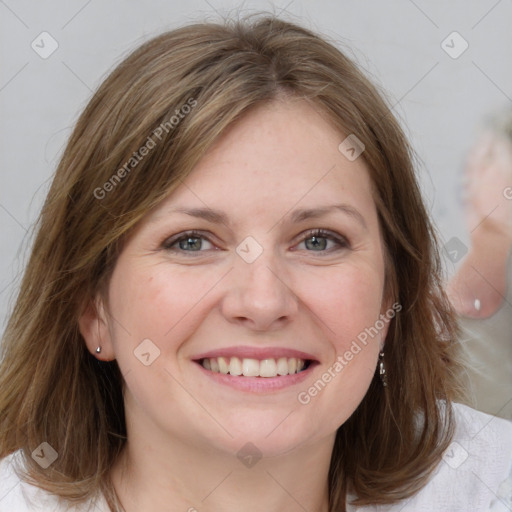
[79,98,392,512]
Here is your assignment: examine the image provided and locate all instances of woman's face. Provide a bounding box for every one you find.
[89,98,391,456]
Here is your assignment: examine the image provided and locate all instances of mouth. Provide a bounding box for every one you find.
[191,347,319,392]
[196,356,313,378]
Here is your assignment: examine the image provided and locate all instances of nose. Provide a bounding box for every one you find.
[220,247,299,332]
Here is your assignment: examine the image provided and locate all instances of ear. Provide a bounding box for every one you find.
[78,296,116,361]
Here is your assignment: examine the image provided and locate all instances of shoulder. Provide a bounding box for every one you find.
[0,451,109,512]
[349,402,512,512]
[442,403,512,511]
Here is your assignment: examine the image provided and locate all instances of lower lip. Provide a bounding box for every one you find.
[193,361,317,393]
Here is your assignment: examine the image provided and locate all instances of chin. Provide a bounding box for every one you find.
[206,412,328,458]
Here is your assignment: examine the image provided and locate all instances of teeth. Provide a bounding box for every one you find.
[260,358,277,377]
[229,357,242,376]
[242,358,260,377]
[277,357,289,375]
[201,356,308,377]
[218,356,229,374]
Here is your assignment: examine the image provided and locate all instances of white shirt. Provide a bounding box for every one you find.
[1,403,511,512]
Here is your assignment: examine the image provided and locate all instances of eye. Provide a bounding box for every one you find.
[295,229,349,253]
[162,230,215,254]
[161,228,349,256]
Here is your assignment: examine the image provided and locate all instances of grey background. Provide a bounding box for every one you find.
[1,0,511,334]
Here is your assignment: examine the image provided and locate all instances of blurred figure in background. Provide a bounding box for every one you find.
[447,107,512,420]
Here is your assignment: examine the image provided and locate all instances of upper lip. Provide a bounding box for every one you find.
[192,346,319,362]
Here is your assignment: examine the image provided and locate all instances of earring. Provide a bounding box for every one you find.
[96,346,102,354]
[379,351,387,387]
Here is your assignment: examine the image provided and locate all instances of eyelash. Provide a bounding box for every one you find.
[161,229,350,256]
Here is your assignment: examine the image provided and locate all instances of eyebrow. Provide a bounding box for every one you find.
[165,204,367,230]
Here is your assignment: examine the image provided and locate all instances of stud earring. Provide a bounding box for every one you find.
[95,346,102,354]
[379,351,387,387]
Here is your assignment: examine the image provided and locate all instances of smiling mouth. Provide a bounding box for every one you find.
[197,356,312,378]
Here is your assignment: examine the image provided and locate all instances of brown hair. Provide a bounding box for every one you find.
[0,13,466,511]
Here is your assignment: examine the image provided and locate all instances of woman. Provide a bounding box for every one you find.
[0,14,511,512]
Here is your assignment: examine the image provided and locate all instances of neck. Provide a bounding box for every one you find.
[110,415,334,512]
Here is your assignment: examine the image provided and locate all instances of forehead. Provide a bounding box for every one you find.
[147,98,378,230]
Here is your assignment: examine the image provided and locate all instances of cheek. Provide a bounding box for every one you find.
[105,262,216,416]
[296,270,384,427]
[107,261,218,355]
[296,262,385,410]
[300,262,385,346]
